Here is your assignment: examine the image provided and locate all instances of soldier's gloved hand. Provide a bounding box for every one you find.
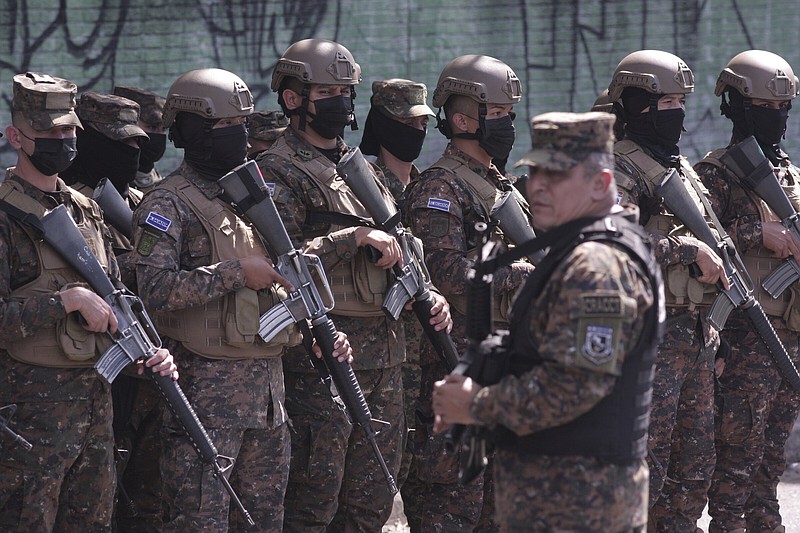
[354,227,404,269]
[312,330,353,364]
[138,348,179,381]
[239,255,295,292]
[59,286,119,334]
[762,221,800,259]
[693,242,730,290]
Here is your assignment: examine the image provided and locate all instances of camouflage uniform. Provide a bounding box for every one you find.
[401,143,533,531]
[469,112,660,533]
[246,110,288,158]
[113,86,168,193]
[696,152,800,533]
[0,71,118,532]
[257,128,405,532]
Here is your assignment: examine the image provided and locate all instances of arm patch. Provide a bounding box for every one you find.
[573,291,635,375]
[136,229,161,257]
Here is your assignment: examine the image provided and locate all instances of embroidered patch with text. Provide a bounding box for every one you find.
[427,198,451,212]
[582,325,615,365]
[145,212,172,232]
[580,295,622,316]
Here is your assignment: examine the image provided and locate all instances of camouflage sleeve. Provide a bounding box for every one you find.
[130,189,245,312]
[258,154,360,269]
[470,241,654,435]
[695,160,763,253]
[403,170,473,298]
[0,214,67,340]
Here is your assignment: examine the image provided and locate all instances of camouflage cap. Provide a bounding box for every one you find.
[76,91,149,142]
[246,110,289,141]
[514,111,615,171]
[12,72,82,131]
[370,78,434,119]
[113,86,166,130]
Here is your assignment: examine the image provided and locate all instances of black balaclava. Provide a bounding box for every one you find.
[619,87,684,167]
[721,88,791,164]
[451,103,516,161]
[170,112,248,180]
[360,107,426,162]
[138,132,167,173]
[61,125,140,193]
[18,130,77,176]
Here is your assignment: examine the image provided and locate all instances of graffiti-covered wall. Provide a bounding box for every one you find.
[2,0,799,171]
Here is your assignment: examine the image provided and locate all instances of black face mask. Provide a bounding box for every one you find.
[625,108,685,150]
[20,132,77,176]
[308,95,353,139]
[139,132,167,173]
[184,123,248,179]
[750,105,790,148]
[60,126,141,192]
[361,108,426,162]
[478,115,516,160]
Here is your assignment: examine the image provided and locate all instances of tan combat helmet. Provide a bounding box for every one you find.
[271,38,361,91]
[607,50,695,101]
[162,68,253,128]
[715,50,798,100]
[432,54,522,108]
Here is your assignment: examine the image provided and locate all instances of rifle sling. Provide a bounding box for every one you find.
[0,198,45,237]
[306,210,376,229]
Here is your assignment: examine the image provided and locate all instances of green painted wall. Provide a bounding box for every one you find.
[1,0,799,172]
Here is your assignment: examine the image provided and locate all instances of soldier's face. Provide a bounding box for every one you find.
[526,163,595,230]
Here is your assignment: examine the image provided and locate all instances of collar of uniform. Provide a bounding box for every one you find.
[284,127,348,160]
[443,143,507,189]
[5,171,72,207]
[177,160,224,200]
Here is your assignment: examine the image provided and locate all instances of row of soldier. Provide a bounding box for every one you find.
[0,36,796,533]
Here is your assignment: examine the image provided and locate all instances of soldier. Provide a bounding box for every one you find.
[246,110,289,158]
[433,111,663,532]
[694,50,800,533]
[0,71,176,532]
[359,77,436,527]
[113,86,168,193]
[258,39,451,532]
[400,54,534,531]
[607,50,728,532]
[128,67,351,531]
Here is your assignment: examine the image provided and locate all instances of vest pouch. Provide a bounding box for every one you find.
[256,286,303,348]
[783,284,800,332]
[223,288,259,349]
[58,312,97,362]
[352,252,389,306]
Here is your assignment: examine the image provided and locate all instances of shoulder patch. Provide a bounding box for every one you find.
[582,325,615,365]
[580,294,622,316]
[145,211,172,232]
[616,190,624,205]
[136,229,160,257]
[264,182,276,197]
[429,212,450,238]
[427,198,451,212]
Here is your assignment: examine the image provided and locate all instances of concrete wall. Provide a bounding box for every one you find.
[2,0,799,172]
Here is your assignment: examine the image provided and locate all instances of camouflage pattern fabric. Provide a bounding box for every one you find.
[647,309,717,532]
[76,91,147,142]
[0,174,118,531]
[470,212,655,532]
[112,86,165,131]
[133,167,164,193]
[257,130,404,531]
[400,144,532,531]
[696,156,800,533]
[246,110,289,141]
[130,162,289,531]
[12,71,81,131]
[370,79,434,119]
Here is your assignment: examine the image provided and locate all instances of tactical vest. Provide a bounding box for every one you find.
[494,215,662,463]
[268,135,392,317]
[426,155,530,323]
[0,180,112,367]
[152,174,299,359]
[71,182,142,253]
[615,140,718,309]
[699,149,800,320]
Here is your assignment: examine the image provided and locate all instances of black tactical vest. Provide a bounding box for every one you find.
[493,214,663,463]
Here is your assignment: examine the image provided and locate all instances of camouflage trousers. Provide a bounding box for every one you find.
[398,358,425,532]
[282,365,404,533]
[0,369,115,532]
[708,312,800,533]
[647,310,717,532]
[160,418,290,532]
[113,378,164,533]
[404,360,498,533]
[493,450,648,532]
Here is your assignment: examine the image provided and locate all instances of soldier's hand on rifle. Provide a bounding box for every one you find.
[311,331,354,364]
[694,242,731,290]
[432,374,481,432]
[239,255,295,292]
[354,227,404,269]
[138,348,180,381]
[59,286,119,334]
[762,221,800,259]
[407,292,453,334]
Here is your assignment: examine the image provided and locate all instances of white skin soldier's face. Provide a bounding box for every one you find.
[526,163,596,231]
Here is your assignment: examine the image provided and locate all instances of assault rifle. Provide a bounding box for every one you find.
[217,161,398,495]
[656,169,800,391]
[37,205,255,527]
[93,178,134,240]
[719,135,800,299]
[0,404,32,451]
[336,147,459,370]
